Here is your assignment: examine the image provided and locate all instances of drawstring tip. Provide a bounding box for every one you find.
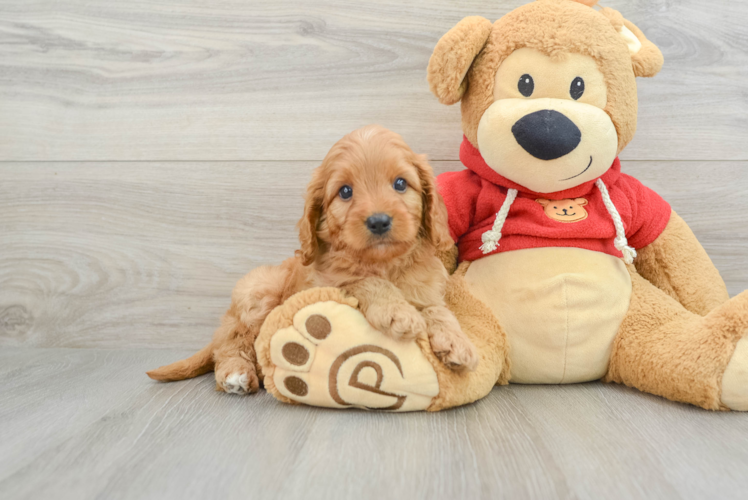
[479,241,498,254]
[621,246,637,265]
[479,188,518,257]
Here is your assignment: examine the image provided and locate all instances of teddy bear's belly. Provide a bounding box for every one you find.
[464,247,632,384]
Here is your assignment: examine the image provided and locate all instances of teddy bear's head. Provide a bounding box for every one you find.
[428,0,663,194]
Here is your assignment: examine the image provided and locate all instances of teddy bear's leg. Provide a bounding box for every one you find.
[604,267,748,410]
[254,276,508,411]
[634,211,730,315]
[425,263,511,411]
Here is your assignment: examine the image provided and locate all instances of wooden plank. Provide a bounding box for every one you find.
[0,161,312,349]
[0,0,746,162]
[0,160,746,349]
[1,347,748,500]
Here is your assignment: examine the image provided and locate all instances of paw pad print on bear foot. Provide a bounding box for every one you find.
[268,302,439,412]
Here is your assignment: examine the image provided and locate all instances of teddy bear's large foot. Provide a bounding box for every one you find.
[255,288,440,411]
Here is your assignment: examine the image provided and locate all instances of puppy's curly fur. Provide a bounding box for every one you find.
[147,125,478,394]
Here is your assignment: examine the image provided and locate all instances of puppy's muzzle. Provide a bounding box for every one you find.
[512,109,581,161]
[366,213,392,236]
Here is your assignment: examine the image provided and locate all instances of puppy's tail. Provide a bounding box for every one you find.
[146,343,215,382]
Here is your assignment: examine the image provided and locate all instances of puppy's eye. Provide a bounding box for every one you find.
[393,178,407,193]
[338,185,353,200]
[518,74,534,97]
[570,77,585,100]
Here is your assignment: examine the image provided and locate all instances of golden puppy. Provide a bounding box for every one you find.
[147,125,478,394]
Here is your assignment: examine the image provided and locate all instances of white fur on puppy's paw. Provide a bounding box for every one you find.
[223,372,250,394]
[216,365,259,395]
[268,301,439,412]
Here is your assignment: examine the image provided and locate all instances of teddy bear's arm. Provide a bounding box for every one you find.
[634,210,730,315]
[438,245,459,275]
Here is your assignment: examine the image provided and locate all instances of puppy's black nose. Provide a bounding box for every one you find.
[512,110,581,161]
[366,213,392,235]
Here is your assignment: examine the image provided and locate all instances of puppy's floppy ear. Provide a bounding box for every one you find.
[600,8,664,78]
[428,16,493,105]
[296,165,326,266]
[412,153,453,252]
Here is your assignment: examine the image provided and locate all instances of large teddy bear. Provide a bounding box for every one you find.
[256,0,748,412]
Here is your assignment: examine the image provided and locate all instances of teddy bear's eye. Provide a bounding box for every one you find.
[570,77,585,100]
[518,74,534,97]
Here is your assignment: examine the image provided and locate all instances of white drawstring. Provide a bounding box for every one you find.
[480,188,518,254]
[596,178,637,264]
[479,180,636,264]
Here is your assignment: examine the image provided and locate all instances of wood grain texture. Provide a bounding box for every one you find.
[0,0,746,161]
[0,160,746,349]
[1,1,747,497]
[1,347,747,500]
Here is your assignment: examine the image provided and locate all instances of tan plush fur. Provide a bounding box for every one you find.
[604,268,748,410]
[147,125,478,391]
[634,211,730,316]
[621,18,665,78]
[427,16,493,106]
[438,245,459,275]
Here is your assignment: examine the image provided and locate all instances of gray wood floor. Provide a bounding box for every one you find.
[1,0,748,499]
[2,348,748,500]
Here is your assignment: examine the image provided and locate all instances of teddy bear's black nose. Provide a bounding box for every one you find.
[366,213,392,235]
[512,110,582,161]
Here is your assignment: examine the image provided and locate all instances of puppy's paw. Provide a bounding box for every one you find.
[366,302,426,341]
[429,327,479,372]
[215,359,260,395]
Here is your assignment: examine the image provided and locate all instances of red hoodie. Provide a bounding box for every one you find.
[437,138,672,263]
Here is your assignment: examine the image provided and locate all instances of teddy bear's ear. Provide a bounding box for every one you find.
[536,199,551,207]
[427,16,493,105]
[574,198,589,206]
[599,8,664,78]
